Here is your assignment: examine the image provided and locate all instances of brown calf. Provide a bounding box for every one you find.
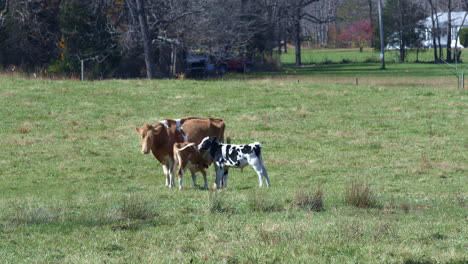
[136,117,225,187]
[173,142,209,190]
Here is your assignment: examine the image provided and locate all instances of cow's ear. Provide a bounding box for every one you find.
[135,127,141,133]
[152,125,163,134]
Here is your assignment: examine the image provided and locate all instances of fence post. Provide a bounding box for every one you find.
[462,72,465,90]
[81,60,84,81]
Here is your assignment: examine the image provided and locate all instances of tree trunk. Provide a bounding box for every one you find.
[399,38,405,62]
[429,4,438,61]
[159,42,170,77]
[447,0,452,62]
[294,8,301,66]
[0,0,9,25]
[368,0,374,47]
[171,44,177,77]
[434,4,443,59]
[135,0,155,79]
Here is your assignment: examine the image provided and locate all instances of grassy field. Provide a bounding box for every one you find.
[0,65,467,263]
[280,48,468,64]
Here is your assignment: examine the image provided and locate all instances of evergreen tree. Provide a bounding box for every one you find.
[58,0,119,78]
[377,0,426,62]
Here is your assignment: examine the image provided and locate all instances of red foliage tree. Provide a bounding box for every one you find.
[338,20,373,52]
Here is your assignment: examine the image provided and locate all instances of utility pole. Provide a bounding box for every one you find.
[378,0,386,70]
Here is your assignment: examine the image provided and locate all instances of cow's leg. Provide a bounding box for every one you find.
[251,159,268,187]
[164,159,175,188]
[191,172,198,187]
[177,159,189,190]
[222,168,229,188]
[163,164,170,187]
[214,164,224,189]
[169,159,175,188]
[172,157,180,189]
[177,168,185,190]
[201,170,208,190]
[261,165,271,187]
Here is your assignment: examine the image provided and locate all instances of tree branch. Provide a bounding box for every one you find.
[0,0,8,26]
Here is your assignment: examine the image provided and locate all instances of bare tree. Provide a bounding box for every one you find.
[135,0,155,79]
[284,0,336,66]
[447,0,453,61]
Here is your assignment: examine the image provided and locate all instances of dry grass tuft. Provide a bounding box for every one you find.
[11,206,63,224]
[18,123,32,134]
[291,187,324,212]
[176,73,186,80]
[344,178,379,208]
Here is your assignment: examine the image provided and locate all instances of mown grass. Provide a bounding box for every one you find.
[280,48,468,64]
[0,70,466,263]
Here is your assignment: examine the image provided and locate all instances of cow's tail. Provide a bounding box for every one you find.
[178,143,195,152]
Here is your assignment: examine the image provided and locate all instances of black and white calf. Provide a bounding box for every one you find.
[198,136,271,189]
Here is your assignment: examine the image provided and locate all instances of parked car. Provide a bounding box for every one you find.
[186,54,211,78]
[186,53,252,78]
[216,57,252,74]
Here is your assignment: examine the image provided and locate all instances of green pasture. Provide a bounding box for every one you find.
[0,67,466,263]
[280,48,468,64]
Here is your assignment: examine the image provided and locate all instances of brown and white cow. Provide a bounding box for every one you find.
[173,142,209,190]
[135,117,225,187]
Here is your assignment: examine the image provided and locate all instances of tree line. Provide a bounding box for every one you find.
[0,0,466,79]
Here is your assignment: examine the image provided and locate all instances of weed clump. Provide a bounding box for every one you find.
[119,195,157,220]
[206,191,237,214]
[247,190,283,212]
[12,206,62,224]
[18,123,31,134]
[344,178,379,208]
[291,187,324,212]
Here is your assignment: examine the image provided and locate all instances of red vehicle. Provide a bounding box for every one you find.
[216,57,252,74]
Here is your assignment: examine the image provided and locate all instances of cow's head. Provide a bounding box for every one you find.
[135,124,160,154]
[198,136,218,160]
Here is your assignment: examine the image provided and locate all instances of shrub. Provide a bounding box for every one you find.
[344,178,379,208]
[459,28,468,48]
[364,57,380,63]
[341,58,352,64]
[291,187,324,212]
[47,59,73,75]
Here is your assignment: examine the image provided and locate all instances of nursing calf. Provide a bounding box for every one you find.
[136,117,225,188]
[173,142,209,190]
[198,136,271,189]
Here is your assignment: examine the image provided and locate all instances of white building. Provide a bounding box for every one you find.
[422,11,468,48]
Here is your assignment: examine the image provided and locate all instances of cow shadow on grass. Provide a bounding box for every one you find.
[237,186,254,190]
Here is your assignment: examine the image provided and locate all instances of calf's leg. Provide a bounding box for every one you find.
[191,172,198,186]
[214,164,224,189]
[250,159,270,187]
[222,168,229,188]
[261,165,271,187]
[201,170,208,190]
